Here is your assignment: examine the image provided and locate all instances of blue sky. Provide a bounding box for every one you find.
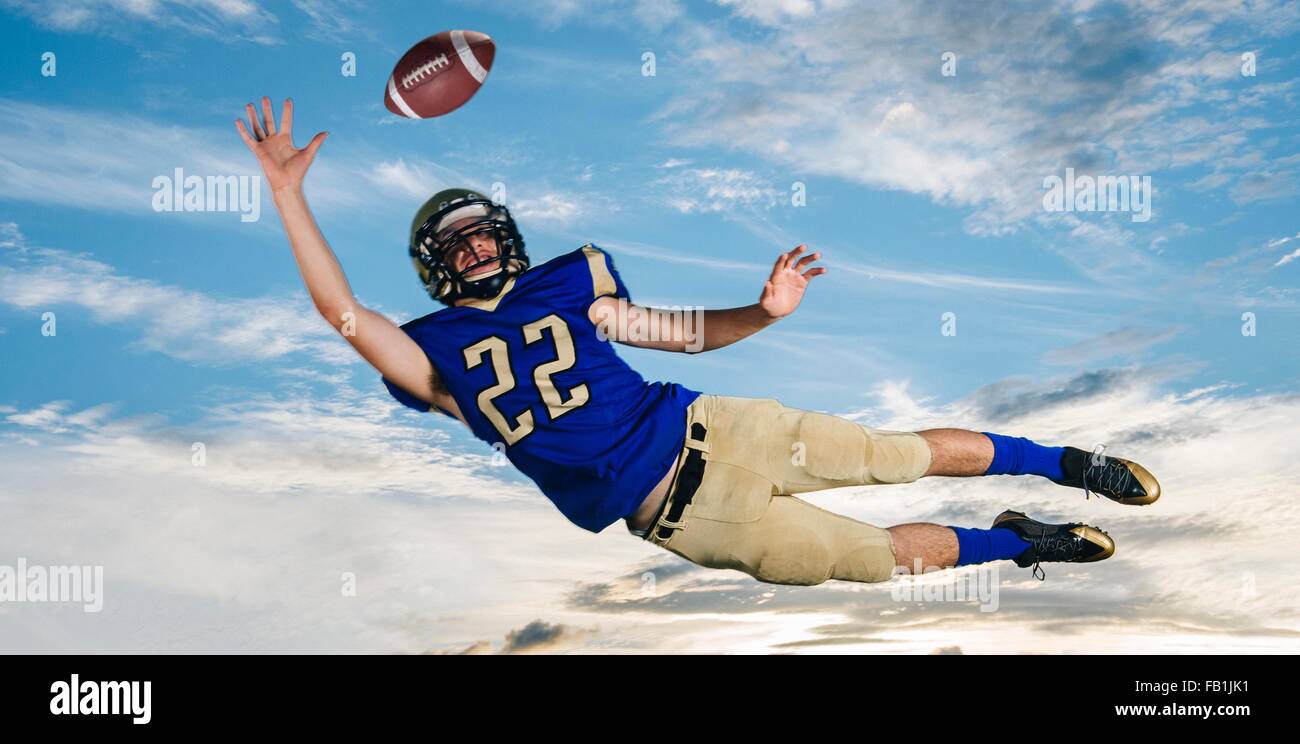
[2,0,1299,654]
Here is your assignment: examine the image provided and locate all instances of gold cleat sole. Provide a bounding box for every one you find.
[1113,457,1161,505]
[1070,525,1116,562]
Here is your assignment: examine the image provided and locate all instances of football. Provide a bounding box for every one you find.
[384,30,495,119]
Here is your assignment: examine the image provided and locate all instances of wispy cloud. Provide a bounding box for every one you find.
[1043,325,1185,365]
[365,158,475,201]
[2,0,282,44]
[598,238,767,272]
[1276,247,1300,268]
[288,0,376,44]
[0,388,610,652]
[0,241,352,365]
[514,188,627,232]
[646,0,1300,236]
[828,255,1091,296]
[0,100,608,241]
[653,167,783,214]
[3,0,381,47]
[471,0,684,32]
[2,392,529,501]
[0,98,376,217]
[596,236,1093,297]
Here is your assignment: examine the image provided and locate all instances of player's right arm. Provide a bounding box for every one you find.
[589,245,825,353]
[236,97,456,415]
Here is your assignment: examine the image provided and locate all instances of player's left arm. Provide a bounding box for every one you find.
[590,245,825,353]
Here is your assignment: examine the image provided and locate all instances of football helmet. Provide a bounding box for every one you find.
[409,188,529,305]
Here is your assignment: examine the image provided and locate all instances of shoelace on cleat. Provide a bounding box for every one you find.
[1082,456,1135,501]
[1025,527,1088,581]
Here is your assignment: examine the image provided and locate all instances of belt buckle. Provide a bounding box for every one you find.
[648,423,707,545]
[651,516,687,544]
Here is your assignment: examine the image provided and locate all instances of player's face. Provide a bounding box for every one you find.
[439,216,501,277]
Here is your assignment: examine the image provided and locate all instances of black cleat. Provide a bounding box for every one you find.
[1055,447,1161,505]
[992,509,1115,580]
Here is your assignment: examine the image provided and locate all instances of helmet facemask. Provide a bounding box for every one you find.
[410,194,529,305]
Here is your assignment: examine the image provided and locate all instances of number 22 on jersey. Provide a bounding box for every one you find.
[461,314,590,445]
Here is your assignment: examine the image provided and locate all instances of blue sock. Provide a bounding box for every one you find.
[950,526,1033,566]
[982,432,1065,480]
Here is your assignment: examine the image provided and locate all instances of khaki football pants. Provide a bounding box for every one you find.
[640,395,932,585]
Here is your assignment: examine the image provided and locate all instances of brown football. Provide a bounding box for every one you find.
[384,30,495,119]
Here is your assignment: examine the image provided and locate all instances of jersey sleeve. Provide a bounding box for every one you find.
[383,376,432,413]
[581,244,632,303]
[379,317,438,414]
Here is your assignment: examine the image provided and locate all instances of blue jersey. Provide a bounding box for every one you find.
[383,244,700,532]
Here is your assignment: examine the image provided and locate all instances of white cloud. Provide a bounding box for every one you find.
[1275,247,1300,268]
[1043,326,1184,365]
[1,394,529,501]
[6,400,74,432]
[3,313,1298,652]
[1265,231,1300,250]
[1187,172,1232,191]
[0,100,606,242]
[596,236,1089,296]
[2,0,282,43]
[0,221,22,249]
[0,99,475,220]
[1231,170,1299,205]
[0,99,331,216]
[717,0,817,23]
[288,0,374,43]
[473,0,684,31]
[365,159,470,201]
[654,167,782,214]
[0,389,642,652]
[511,192,584,226]
[650,1,1300,235]
[0,238,352,366]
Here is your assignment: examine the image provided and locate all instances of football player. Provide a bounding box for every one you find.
[237,99,1160,584]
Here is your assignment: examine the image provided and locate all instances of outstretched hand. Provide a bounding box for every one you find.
[759,244,826,319]
[235,97,327,194]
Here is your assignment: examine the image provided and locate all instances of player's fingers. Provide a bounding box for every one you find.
[235,119,257,147]
[793,252,820,271]
[802,266,827,279]
[303,131,328,160]
[783,244,806,270]
[261,96,277,135]
[280,98,293,136]
[245,103,265,139]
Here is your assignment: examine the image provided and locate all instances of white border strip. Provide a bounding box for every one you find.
[387,75,422,119]
[451,30,488,83]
